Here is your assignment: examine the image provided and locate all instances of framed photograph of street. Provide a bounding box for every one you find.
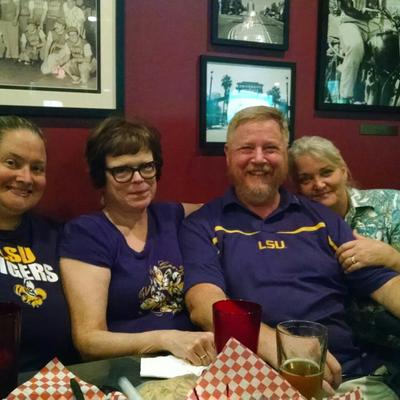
[0,0,124,117]
[200,55,296,153]
[211,0,289,50]
[316,0,400,112]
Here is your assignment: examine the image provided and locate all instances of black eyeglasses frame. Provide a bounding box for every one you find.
[105,161,157,183]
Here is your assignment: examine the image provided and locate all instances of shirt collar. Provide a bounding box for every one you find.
[222,186,301,217]
[347,187,375,210]
[0,213,29,241]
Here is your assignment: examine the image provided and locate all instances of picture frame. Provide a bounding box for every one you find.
[0,0,124,117]
[200,55,296,153]
[211,0,289,50]
[316,0,400,112]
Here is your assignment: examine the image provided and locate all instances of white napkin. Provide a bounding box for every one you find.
[140,355,207,378]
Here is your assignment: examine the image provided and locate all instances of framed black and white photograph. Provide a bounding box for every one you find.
[200,55,296,153]
[0,0,123,117]
[316,0,400,112]
[211,0,289,50]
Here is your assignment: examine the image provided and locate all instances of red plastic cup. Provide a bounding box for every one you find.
[213,299,262,353]
[0,302,21,398]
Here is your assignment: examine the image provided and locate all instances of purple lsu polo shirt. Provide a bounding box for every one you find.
[180,187,398,376]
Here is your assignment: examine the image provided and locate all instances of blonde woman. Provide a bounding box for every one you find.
[288,135,400,368]
[288,135,400,274]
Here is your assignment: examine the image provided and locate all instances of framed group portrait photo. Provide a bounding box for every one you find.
[0,0,124,117]
[199,55,296,153]
[316,0,400,113]
[211,0,290,50]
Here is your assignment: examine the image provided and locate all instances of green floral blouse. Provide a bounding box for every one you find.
[345,187,400,351]
[345,188,400,251]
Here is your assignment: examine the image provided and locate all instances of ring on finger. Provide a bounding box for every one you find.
[200,354,208,360]
[351,255,356,264]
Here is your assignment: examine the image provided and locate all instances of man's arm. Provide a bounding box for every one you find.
[371,275,400,318]
[185,283,226,330]
[185,283,341,390]
[186,283,278,367]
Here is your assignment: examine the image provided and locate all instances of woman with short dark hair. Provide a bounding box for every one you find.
[60,116,215,365]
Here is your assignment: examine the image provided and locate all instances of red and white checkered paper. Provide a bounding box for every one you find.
[186,338,362,400]
[6,358,127,400]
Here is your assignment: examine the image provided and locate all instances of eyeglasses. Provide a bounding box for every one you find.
[105,161,157,183]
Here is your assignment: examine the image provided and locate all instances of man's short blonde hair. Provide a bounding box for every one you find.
[226,106,289,145]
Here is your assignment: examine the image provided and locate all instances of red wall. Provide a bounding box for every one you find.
[37,0,400,221]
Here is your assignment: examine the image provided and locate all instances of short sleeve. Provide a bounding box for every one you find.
[172,202,185,226]
[306,199,399,297]
[331,216,399,297]
[150,202,185,230]
[180,203,227,293]
[60,214,116,268]
[389,192,400,251]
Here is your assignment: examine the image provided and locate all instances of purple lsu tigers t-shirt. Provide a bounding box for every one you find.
[60,202,196,333]
[0,213,79,371]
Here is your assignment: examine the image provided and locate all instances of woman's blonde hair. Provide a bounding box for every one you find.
[288,136,352,183]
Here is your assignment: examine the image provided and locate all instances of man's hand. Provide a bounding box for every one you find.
[322,351,342,394]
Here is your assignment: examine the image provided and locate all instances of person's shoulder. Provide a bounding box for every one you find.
[189,195,224,217]
[292,192,338,216]
[151,201,188,226]
[291,193,354,243]
[151,201,181,212]
[291,193,346,226]
[352,188,400,206]
[182,195,226,231]
[154,200,181,213]
[372,188,400,199]
[61,212,114,254]
[27,212,63,232]
[63,212,106,233]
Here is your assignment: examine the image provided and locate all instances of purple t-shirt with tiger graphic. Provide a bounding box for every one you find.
[60,202,196,333]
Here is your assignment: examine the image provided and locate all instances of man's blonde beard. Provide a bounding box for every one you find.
[235,181,279,207]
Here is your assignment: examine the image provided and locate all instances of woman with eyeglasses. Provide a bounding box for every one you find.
[60,116,215,365]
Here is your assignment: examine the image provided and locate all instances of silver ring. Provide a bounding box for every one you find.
[351,256,356,264]
[200,354,208,359]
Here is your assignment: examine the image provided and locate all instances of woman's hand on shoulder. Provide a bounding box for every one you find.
[161,330,216,366]
[336,231,400,273]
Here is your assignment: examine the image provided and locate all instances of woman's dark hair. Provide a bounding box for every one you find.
[0,116,45,142]
[86,116,163,188]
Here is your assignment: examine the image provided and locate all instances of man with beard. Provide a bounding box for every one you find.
[179,105,400,399]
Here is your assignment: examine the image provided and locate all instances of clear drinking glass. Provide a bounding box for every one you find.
[276,320,328,400]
